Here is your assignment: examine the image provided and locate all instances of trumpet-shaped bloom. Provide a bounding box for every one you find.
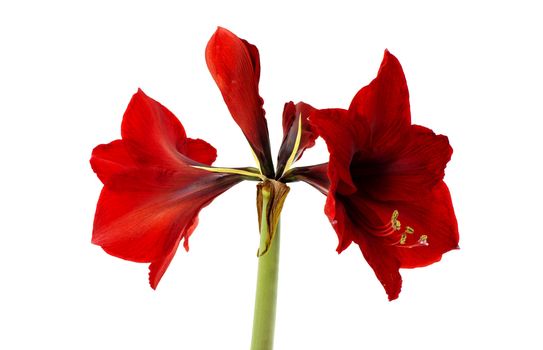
[310,51,459,300]
[91,89,244,288]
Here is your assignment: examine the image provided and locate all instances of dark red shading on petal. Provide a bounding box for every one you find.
[91,89,243,288]
[313,51,458,300]
[351,125,453,202]
[276,102,318,177]
[309,108,358,195]
[338,181,457,300]
[282,163,329,196]
[205,27,274,177]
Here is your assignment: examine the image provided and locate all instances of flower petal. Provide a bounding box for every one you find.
[309,108,358,195]
[282,163,329,196]
[120,89,194,167]
[149,216,199,289]
[348,50,411,155]
[275,102,318,177]
[351,125,453,202]
[184,138,217,166]
[91,140,136,185]
[325,182,458,300]
[205,27,274,177]
[385,182,459,268]
[91,89,243,288]
[93,168,242,288]
[362,182,457,299]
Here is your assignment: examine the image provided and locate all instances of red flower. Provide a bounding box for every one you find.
[91,89,247,288]
[310,50,459,300]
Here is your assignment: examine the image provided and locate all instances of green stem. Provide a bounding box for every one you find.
[251,190,280,350]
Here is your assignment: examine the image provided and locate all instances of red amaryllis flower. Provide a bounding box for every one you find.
[310,50,459,300]
[90,89,249,288]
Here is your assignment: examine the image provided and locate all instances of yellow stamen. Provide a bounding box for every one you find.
[391,210,430,248]
[391,210,401,231]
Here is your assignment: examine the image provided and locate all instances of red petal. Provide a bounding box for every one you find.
[90,140,136,185]
[325,183,458,300]
[93,168,241,287]
[282,163,329,196]
[205,27,274,177]
[323,182,403,299]
[183,138,217,166]
[354,182,457,299]
[349,50,411,155]
[276,102,318,176]
[91,89,241,288]
[356,233,402,301]
[309,108,358,195]
[121,89,191,167]
[351,125,453,202]
[149,216,199,289]
[389,182,459,268]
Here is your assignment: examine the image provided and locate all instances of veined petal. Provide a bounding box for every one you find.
[276,102,318,177]
[309,108,357,195]
[92,169,242,288]
[323,191,402,300]
[385,182,459,268]
[91,140,136,185]
[326,182,458,300]
[205,27,274,177]
[91,89,243,288]
[184,138,217,166]
[351,125,453,202]
[282,163,329,196]
[349,50,411,155]
[121,89,194,168]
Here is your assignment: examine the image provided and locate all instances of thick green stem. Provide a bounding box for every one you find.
[251,190,280,350]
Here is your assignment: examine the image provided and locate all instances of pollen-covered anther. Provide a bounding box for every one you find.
[391,210,429,248]
[391,210,401,231]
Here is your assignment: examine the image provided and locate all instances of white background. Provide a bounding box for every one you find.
[1,1,542,349]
